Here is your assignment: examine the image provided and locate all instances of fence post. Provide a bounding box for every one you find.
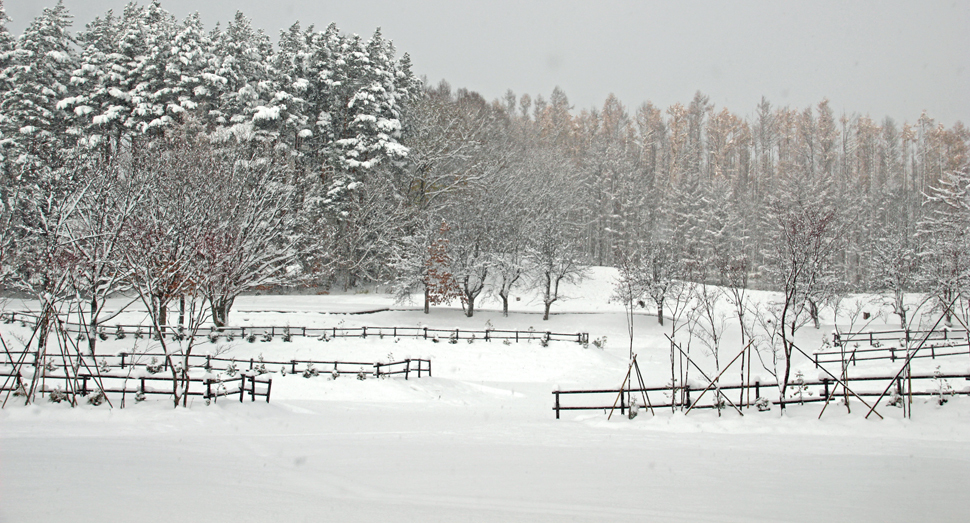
[404,359,410,380]
[140,377,145,394]
[363,327,367,339]
[240,375,246,402]
[891,347,895,362]
[423,327,428,339]
[555,391,560,419]
[754,380,760,400]
[620,389,626,415]
[82,375,89,396]
[394,327,397,338]
[120,352,126,369]
[822,378,829,399]
[428,360,432,377]
[251,376,255,402]
[375,362,381,378]
[485,329,490,342]
[516,331,519,343]
[249,358,254,370]
[869,332,874,345]
[685,384,691,408]
[265,379,272,403]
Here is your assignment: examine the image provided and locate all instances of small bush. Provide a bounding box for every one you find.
[48,387,69,403]
[87,390,106,406]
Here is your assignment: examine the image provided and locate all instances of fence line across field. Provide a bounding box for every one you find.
[2,348,432,381]
[0,311,589,345]
[552,372,970,419]
[0,369,272,405]
[813,331,970,366]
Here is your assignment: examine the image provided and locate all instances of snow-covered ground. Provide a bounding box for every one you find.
[3,268,969,522]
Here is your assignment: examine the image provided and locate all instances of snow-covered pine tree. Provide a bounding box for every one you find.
[0,0,78,177]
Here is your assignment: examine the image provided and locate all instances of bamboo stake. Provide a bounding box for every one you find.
[665,335,744,416]
[863,304,956,419]
[787,342,883,420]
[607,358,635,420]
[684,343,750,416]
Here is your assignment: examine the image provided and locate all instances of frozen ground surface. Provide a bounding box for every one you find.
[3,268,969,522]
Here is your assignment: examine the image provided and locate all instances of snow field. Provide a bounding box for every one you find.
[3,268,970,522]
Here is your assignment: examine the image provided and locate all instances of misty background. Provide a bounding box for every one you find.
[5,0,968,125]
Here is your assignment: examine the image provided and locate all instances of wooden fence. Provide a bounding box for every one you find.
[552,372,970,419]
[814,328,970,366]
[0,368,271,405]
[0,311,588,345]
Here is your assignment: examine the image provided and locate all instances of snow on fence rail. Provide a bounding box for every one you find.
[552,372,970,419]
[0,368,271,406]
[814,329,970,366]
[0,311,589,345]
[1,349,430,407]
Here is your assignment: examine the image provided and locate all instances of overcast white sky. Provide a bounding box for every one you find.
[5,0,969,125]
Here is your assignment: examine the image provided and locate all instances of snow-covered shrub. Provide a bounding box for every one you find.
[503,339,511,346]
[331,366,339,380]
[261,330,273,342]
[933,366,954,405]
[888,390,904,407]
[467,334,475,344]
[225,359,238,377]
[282,327,292,343]
[134,391,146,403]
[87,390,106,406]
[592,336,607,350]
[303,363,318,378]
[208,330,220,344]
[628,398,639,419]
[449,332,458,344]
[134,327,144,340]
[357,368,367,380]
[98,327,108,341]
[115,326,126,340]
[246,332,257,343]
[146,357,164,374]
[432,336,440,343]
[253,355,268,375]
[98,358,110,374]
[788,371,811,404]
[48,387,69,403]
[755,397,771,411]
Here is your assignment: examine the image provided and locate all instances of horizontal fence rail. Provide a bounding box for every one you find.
[0,311,589,345]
